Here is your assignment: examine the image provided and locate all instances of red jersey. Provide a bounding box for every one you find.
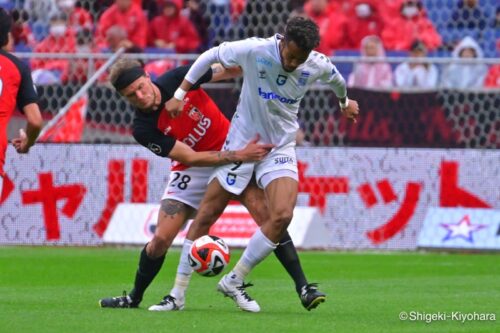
[0,49,38,176]
[158,89,229,171]
[132,66,229,171]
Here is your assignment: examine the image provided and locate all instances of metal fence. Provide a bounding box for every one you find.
[9,52,500,148]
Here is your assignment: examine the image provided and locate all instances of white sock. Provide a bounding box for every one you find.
[170,239,193,299]
[229,228,277,283]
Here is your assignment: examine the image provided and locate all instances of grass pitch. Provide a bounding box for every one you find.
[0,247,498,333]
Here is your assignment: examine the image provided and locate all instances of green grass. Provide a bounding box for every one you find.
[0,247,498,333]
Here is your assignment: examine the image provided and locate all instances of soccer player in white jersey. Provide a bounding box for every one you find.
[165,17,359,312]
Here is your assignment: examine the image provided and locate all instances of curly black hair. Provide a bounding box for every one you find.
[284,16,320,52]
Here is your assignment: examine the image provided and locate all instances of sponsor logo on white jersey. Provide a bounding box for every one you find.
[274,156,294,165]
[258,87,298,104]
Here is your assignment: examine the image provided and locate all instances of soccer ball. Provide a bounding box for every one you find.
[188,235,230,277]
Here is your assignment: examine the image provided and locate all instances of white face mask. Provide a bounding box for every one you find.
[355,4,371,18]
[59,0,75,9]
[402,5,419,18]
[50,24,67,37]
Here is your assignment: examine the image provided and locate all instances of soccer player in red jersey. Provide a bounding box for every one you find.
[0,8,43,195]
[99,59,324,311]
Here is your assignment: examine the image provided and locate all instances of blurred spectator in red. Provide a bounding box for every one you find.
[182,0,210,51]
[55,0,94,33]
[381,0,441,51]
[10,9,35,47]
[104,25,143,53]
[230,0,246,22]
[96,0,148,49]
[31,13,77,85]
[348,35,393,89]
[448,0,487,29]
[304,0,347,55]
[344,0,384,49]
[148,0,200,53]
[330,0,351,13]
[441,36,487,89]
[484,65,500,87]
[394,40,438,89]
[378,0,403,21]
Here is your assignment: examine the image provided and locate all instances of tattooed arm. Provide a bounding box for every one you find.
[167,137,274,167]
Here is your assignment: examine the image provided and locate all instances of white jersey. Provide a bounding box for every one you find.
[216,34,347,148]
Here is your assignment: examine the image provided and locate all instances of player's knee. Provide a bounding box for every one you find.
[271,208,294,228]
[189,218,212,237]
[253,210,269,226]
[147,236,171,258]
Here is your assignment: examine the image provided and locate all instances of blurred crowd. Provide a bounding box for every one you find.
[1,0,499,88]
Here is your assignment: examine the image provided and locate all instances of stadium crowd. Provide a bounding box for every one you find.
[2,0,499,88]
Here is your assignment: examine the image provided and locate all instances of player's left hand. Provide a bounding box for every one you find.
[341,99,359,123]
[165,97,184,118]
[12,129,30,154]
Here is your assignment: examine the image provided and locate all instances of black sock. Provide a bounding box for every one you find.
[273,232,308,295]
[129,245,165,303]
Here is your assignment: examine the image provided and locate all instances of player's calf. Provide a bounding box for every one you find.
[146,235,172,258]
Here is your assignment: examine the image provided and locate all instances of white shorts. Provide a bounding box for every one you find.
[161,167,214,210]
[209,142,298,195]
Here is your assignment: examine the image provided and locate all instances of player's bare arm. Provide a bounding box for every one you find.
[167,135,274,167]
[11,103,43,153]
[210,64,242,82]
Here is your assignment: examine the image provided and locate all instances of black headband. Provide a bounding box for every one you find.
[112,66,145,91]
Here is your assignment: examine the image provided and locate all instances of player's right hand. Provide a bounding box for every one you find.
[164,97,184,118]
[12,129,30,154]
[238,135,275,162]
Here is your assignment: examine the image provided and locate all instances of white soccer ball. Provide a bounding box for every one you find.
[188,235,231,277]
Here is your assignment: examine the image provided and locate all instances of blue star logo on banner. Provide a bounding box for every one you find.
[440,215,487,243]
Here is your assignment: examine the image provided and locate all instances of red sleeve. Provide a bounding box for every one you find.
[80,9,94,29]
[318,14,347,54]
[419,19,442,51]
[484,66,500,87]
[175,19,201,53]
[130,8,148,48]
[147,18,159,46]
[381,21,401,50]
[96,10,114,48]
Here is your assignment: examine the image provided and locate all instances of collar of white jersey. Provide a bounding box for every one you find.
[273,34,283,62]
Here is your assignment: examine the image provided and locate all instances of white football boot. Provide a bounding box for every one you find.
[217,274,260,312]
[148,295,185,311]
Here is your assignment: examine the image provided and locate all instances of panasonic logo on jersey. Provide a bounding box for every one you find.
[258,87,298,104]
